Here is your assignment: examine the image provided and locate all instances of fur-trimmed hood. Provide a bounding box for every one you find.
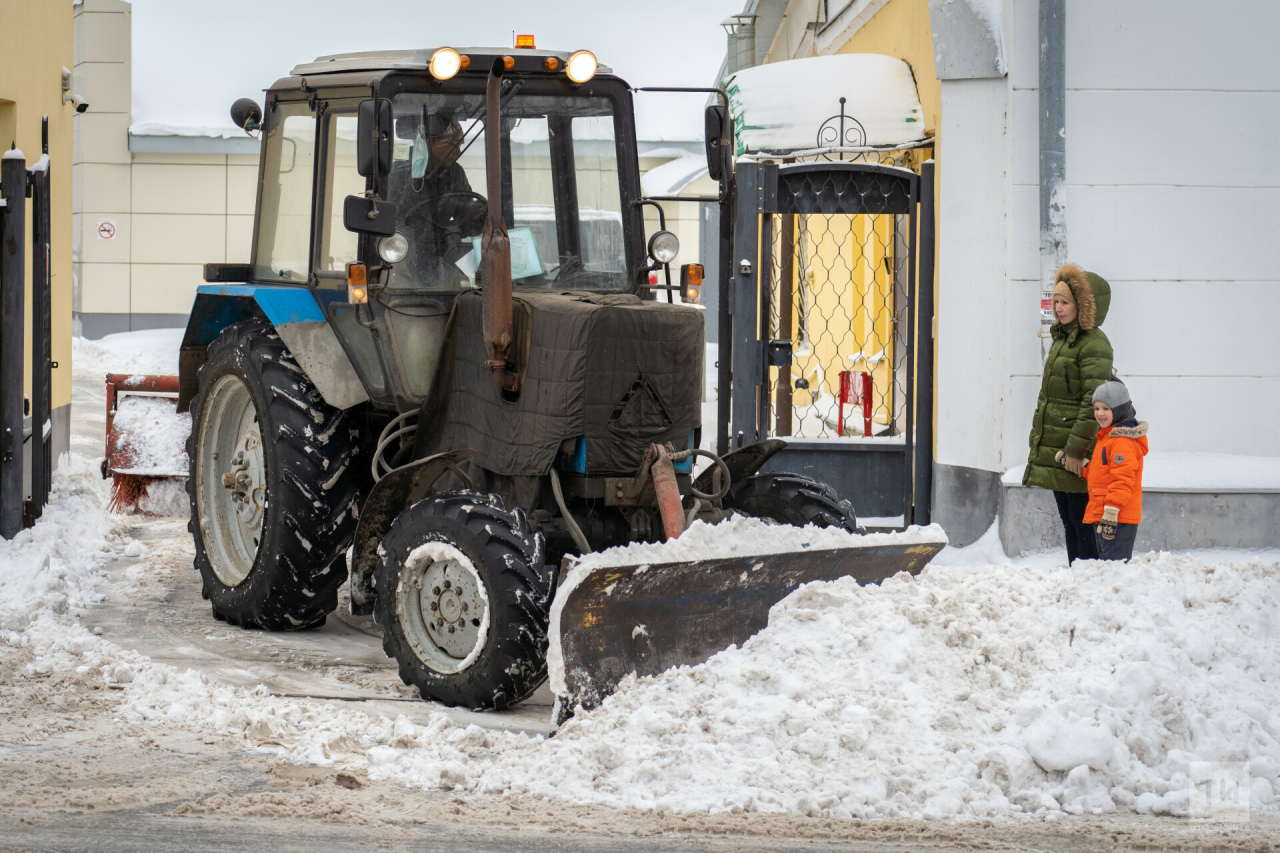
[1055,264,1111,331]
[1109,419,1148,439]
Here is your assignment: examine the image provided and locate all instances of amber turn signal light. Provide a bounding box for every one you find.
[503,55,515,70]
[680,263,703,304]
[544,57,560,72]
[347,263,368,303]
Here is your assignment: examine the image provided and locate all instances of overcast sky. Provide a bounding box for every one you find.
[129,0,742,140]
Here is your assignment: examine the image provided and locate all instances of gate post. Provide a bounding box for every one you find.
[716,188,734,455]
[730,161,761,447]
[0,146,27,538]
[29,118,53,521]
[914,160,937,525]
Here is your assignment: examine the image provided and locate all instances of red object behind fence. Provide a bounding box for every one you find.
[837,370,873,437]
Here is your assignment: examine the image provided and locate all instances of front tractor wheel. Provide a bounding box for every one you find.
[375,490,550,710]
[187,321,360,630]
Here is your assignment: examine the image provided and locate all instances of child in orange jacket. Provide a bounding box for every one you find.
[1080,381,1148,561]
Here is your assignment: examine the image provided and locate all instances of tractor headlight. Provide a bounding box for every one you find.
[378,232,409,264]
[429,47,463,81]
[648,230,679,265]
[565,50,598,84]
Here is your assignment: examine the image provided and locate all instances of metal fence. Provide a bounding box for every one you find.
[764,207,911,440]
[0,118,56,536]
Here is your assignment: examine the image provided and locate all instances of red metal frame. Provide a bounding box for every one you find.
[103,373,182,478]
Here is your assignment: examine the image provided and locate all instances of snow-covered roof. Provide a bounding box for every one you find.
[640,147,708,197]
[726,53,927,155]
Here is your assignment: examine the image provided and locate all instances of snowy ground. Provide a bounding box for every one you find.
[2,330,1278,849]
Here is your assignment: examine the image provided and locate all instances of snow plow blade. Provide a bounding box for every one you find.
[550,539,944,717]
[102,373,189,513]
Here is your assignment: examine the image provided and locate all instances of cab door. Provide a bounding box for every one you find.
[314,104,401,409]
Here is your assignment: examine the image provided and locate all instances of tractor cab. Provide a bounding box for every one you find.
[238,46,657,412]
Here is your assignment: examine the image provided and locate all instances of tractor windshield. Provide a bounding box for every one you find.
[381,91,627,292]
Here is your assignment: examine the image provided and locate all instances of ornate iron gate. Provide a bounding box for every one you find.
[722,160,935,526]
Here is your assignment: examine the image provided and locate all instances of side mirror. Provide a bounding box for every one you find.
[357,98,393,177]
[704,104,728,182]
[230,98,262,134]
[343,195,398,237]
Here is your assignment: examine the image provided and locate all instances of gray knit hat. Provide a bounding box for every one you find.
[1092,380,1133,421]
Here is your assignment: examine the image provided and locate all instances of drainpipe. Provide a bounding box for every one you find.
[1039,0,1066,361]
[722,14,757,75]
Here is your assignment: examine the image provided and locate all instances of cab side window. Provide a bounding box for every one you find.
[318,111,363,278]
[254,101,316,284]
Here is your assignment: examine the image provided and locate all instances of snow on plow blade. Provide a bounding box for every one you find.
[549,536,945,717]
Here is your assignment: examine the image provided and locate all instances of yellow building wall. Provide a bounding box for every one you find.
[831,0,940,441]
[0,0,76,412]
[833,0,940,140]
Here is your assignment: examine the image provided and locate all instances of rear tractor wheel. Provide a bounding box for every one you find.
[374,490,551,710]
[724,472,861,532]
[187,321,361,630]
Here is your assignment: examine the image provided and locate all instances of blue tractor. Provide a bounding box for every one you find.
[178,46,938,715]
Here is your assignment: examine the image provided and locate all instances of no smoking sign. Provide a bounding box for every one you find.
[97,219,117,240]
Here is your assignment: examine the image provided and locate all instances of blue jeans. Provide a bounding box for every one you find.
[1053,490,1098,564]
[1095,522,1139,562]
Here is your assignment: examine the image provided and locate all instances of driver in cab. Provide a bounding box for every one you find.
[388,111,487,286]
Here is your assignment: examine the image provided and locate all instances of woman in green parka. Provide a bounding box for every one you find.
[1023,264,1114,563]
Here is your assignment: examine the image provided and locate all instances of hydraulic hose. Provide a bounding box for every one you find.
[672,448,732,502]
[548,467,592,555]
[372,411,418,482]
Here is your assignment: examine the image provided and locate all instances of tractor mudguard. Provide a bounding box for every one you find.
[178,284,368,412]
[691,438,787,493]
[349,448,477,615]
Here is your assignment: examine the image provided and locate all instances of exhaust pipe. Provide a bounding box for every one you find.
[481,58,520,393]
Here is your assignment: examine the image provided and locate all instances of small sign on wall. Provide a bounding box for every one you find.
[97,219,117,240]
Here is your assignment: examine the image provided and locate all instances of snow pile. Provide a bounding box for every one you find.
[0,455,129,633]
[73,328,183,378]
[7,450,1279,823]
[929,519,1012,569]
[366,549,1280,819]
[111,396,190,477]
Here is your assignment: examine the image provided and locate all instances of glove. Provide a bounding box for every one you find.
[1063,455,1085,477]
[1054,451,1065,465]
[1097,505,1119,541]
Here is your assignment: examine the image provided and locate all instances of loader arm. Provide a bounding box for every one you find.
[480,59,520,394]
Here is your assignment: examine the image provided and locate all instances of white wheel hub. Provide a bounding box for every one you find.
[396,541,490,674]
[197,374,266,587]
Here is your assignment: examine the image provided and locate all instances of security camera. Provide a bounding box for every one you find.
[60,68,88,113]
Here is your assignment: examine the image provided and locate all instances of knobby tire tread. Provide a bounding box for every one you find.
[726,472,860,532]
[374,489,551,711]
[187,321,360,630]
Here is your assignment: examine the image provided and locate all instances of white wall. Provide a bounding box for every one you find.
[997,0,1280,464]
[934,77,1011,474]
